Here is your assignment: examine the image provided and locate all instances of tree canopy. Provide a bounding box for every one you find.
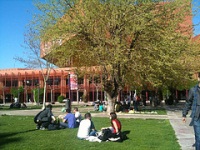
[32,0,200,111]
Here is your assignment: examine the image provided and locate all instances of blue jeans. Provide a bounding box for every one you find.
[59,122,68,128]
[194,119,200,150]
[89,130,97,136]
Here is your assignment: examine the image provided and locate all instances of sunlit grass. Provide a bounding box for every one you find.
[0,115,180,150]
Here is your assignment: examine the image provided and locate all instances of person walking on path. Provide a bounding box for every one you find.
[182,73,200,150]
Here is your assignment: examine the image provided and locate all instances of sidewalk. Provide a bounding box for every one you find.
[166,101,194,150]
[0,101,195,150]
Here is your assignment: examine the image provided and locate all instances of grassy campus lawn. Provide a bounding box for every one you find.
[0,115,180,150]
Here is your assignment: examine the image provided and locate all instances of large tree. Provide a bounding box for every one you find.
[33,0,199,112]
[15,27,55,109]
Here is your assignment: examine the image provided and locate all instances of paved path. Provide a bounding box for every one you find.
[166,102,194,150]
[0,101,195,150]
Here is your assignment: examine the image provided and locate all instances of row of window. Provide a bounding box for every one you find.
[1,76,101,87]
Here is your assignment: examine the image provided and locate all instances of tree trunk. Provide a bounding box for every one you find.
[42,81,47,109]
[105,91,115,114]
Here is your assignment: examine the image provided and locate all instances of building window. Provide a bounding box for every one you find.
[33,79,39,86]
[47,78,53,85]
[78,77,84,84]
[54,77,61,85]
[12,80,18,87]
[5,81,11,87]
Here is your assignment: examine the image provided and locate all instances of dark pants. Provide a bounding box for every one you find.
[37,117,51,128]
[194,119,200,150]
[134,101,139,111]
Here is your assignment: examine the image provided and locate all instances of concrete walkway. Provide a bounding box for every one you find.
[166,102,194,150]
[0,101,195,150]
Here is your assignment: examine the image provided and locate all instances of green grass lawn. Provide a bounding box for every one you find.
[0,115,180,150]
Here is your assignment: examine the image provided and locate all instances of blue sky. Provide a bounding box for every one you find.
[0,0,36,69]
[0,0,200,69]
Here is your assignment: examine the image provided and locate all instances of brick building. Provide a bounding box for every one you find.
[0,67,107,103]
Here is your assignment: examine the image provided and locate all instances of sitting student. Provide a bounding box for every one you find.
[94,102,99,111]
[59,108,76,129]
[73,107,82,127]
[34,104,56,130]
[129,107,134,113]
[22,103,27,108]
[99,103,104,112]
[102,102,107,111]
[77,113,96,139]
[100,112,122,141]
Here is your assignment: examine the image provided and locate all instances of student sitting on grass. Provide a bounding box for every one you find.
[100,112,122,141]
[77,113,96,139]
[59,108,76,129]
[73,107,82,127]
[34,104,56,130]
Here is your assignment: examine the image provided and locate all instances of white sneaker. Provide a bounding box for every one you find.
[108,137,120,141]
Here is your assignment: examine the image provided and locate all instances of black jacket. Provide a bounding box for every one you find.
[37,108,54,122]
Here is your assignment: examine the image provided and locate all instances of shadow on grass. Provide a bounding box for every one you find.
[0,129,37,148]
[121,130,131,142]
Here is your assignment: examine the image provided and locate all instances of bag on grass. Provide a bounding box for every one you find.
[48,123,60,130]
[48,120,60,130]
[98,128,112,141]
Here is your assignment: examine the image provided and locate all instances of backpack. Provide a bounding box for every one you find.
[34,110,44,123]
[48,123,60,130]
[48,119,60,130]
[98,128,112,141]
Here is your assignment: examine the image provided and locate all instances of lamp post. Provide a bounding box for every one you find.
[25,80,29,103]
[26,88,28,103]
[2,86,5,104]
[50,85,53,103]
[38,86,40,103]
[68,73,71,100]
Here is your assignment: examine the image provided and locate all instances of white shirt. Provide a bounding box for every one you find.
[77,119,91,139]
[75,111,81,123]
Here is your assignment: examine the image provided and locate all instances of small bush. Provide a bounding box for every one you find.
[57,95,65,103]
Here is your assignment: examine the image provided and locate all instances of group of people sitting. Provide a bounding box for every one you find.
[77,111,122,142]
[34,104,123,142]
[93,100,107,112]
[114,94,142,113]
[34,104,81,130]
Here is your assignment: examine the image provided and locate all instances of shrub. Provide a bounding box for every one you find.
[57,95,65,103]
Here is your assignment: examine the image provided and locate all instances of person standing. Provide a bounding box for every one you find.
[182,73,200,150]
[59,108,76,129]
